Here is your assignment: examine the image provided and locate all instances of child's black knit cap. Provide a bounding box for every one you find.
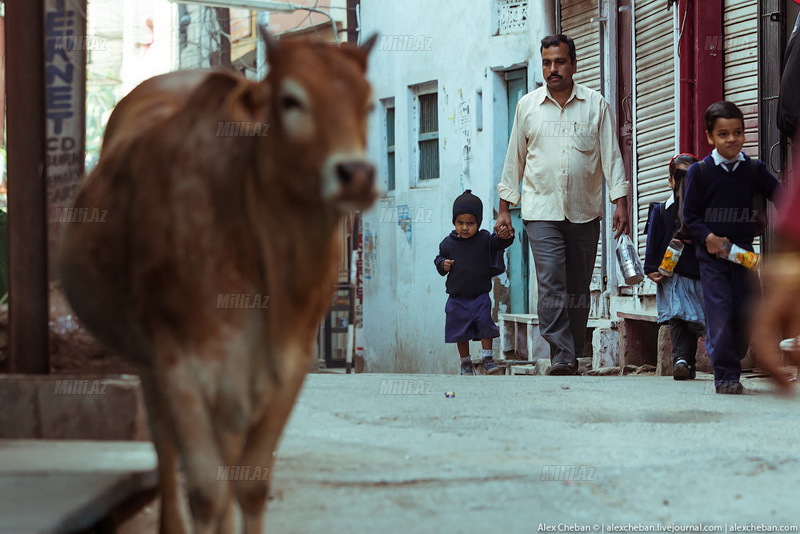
[452,189,483,226]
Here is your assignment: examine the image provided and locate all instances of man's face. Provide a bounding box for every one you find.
[454,214,478,239]
[706,117,745,161]
[541,43,577,93]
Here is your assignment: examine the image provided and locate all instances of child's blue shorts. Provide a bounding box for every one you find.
[445,293,500,343]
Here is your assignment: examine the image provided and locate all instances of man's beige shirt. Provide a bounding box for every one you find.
[497,81,629,223]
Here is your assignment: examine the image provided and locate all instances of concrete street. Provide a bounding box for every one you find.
[264,372,800,534]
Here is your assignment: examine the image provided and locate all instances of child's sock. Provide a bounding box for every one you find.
[460,356,471,365]
[480,349,493,360]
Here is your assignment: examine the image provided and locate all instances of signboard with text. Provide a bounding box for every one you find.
[45,0,87,279]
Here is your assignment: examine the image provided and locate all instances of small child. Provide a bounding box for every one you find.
[682,101,785,394]
[434,190,514,375]
[644,153,705,381]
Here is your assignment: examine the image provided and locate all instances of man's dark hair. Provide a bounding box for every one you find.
[540,34,577,63]
[704,101,745,133]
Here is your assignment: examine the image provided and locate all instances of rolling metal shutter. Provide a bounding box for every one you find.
[724,0,760,252]
[561,0,601,92]
[561,0,604,315]
[633,0,677,257]
[724,0,759,158]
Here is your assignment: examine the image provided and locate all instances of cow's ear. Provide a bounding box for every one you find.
[225,80,271,122]
[359,34,379,56]
[340,33,378,71]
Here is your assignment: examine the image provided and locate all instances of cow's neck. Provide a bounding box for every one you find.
[243,166,342,317]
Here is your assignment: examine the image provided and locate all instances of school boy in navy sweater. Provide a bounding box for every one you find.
[682,101,785,394]
[435,190,515,375]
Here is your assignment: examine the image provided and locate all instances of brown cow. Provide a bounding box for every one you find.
[60,32,377,533]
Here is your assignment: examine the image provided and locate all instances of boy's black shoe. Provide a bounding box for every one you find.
[716,381,745,395]
[673,360,696,380]
[460,362,476,375]
[548,362,576,376]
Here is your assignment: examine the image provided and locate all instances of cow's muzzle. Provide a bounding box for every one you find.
[336,161,375,188]
[327,158,377,211]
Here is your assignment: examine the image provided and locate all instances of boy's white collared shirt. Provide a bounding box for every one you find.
[711,148,746,172]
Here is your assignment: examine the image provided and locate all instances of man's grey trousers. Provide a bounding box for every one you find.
[524,218,600,369]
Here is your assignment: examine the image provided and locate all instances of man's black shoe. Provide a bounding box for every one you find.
[548,362,576,376]
[716,381,745,395]
[673,360,696,380]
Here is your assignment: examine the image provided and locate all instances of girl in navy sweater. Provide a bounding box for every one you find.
[644,154,705,380]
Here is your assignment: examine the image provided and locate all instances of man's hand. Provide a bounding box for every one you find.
[647,272,665,283]
[612,197,630,239]
[495,200,512,234]
[442,259,455,272]
[705,233,729,258]
[496,225,515,239]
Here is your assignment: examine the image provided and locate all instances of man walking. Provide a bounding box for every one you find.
[495,34,630,376]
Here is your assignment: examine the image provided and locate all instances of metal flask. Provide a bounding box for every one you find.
[616,235,645,285]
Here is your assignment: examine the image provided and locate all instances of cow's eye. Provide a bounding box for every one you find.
[282,95,304,110]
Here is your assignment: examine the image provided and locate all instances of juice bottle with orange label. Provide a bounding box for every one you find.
[658,239,684,276]
[722,242,761,271]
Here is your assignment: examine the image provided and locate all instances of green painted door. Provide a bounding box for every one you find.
[504,69,529,314]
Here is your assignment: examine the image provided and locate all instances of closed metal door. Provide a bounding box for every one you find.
[505,68,529,314]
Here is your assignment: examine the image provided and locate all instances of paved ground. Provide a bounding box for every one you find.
[264,372,800,534]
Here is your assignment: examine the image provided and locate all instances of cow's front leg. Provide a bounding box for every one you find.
[235,351,309,534]
[155,342,229,534]
[139,373,187,534]
[213,408,250,533]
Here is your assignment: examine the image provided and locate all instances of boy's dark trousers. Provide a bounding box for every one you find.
[695,246,756,386]
[668,318,704,366]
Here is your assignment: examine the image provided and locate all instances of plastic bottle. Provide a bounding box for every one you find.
[722,242,762,271]
[658,239,684,276]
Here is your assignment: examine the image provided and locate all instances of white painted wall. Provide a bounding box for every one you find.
[359,0,554,373]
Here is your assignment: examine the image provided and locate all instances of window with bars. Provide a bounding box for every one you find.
[418,92,439,180]
[386,106,395,191]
